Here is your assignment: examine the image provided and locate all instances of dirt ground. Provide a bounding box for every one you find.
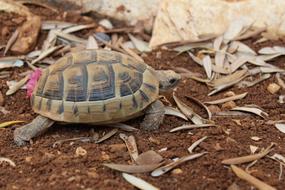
[0,3,285,190]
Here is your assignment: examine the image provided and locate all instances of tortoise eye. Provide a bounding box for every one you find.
[169,79,176,84]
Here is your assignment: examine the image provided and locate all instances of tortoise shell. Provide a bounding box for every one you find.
[31,49,159,123]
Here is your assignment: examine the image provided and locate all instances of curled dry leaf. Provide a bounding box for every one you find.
[185,95,212,119]
[222,143,274,165]
[6,75,29,95]
[0,157,16,167]
[230,41,256,55]
[205,92,247,105]
[151,152,207,177]
[164,106,188,121]
[173,94,205,124]
[96,128,118,143]
[120,133,139,162]
[231,106,268,119]
[170,124,217,133]
[188,136,208,153]
[122,173,159,190]
[231,165,276,190]
[135,150,163,165]
[103,163,162,173]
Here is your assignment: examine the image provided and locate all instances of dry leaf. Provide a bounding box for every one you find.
[258,46,285,55]
[250,145,258,154]
[231,165,276,190]
[103,163,162,173]
[96,128,118,143]
[223,20,248,43]
[151,152,207,177]
[170,124,216,132]
[0,157,16,167]
[86,35,98,50]
[31,45,63,65]
[6,75,29,96]
[202,55,212,79]
[222,144,274,165]
[128,34,151,52]
[4,29,19,56]
[0,58,24,69]
[136,150,163,165]
[275,123,285,133]
[62,23,95,34]
[173,94,205,124]
[185,96,212,119]
[110,123,139,132]
[120,134,139,162]
[188,136,208,153]
[251,136,262,141]
[231,106,268,119]
[205,92,247,105]
[237,74,271,88]
[122,173,159,190]
[164,106,188,121]
[42,20,75,30]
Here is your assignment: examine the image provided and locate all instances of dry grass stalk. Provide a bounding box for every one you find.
[96,128,118,143]
[188,136,208,153]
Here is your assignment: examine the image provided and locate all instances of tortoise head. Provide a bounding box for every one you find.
[155,70,181,91]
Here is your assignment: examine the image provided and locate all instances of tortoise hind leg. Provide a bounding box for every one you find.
[14,115,55,146]
[140,100,165,130]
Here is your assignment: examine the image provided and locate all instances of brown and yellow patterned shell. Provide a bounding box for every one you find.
[31,49,159,123]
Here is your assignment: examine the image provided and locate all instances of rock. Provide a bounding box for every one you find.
[75,147,87,157]
[267,83,280,94]
[208,105,221,114]
[223,91,236,97]
[109,144,126,153]
[221,101,236,109]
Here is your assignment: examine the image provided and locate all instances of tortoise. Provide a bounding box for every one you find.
[14,49,181,146]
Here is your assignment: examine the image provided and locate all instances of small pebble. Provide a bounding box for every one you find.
[224,91,236,97]
[75,147,87,157]
[171,168,183,175]
[267,83,280,94]
[101,151,110,161]
[94,32,111,42]
[149,137,160,145]
[222,101,236,109]
[208,105,221,114]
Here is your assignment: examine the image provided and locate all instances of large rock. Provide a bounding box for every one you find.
[150,0,285,47]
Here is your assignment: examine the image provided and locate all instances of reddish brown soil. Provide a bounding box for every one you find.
[1,3,285,190]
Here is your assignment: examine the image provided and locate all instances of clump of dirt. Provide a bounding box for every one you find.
[0,3,285,190]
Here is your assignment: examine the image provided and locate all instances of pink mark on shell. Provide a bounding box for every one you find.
[27,68,42,97]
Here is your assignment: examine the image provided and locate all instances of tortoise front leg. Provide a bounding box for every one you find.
[14,115,55,146]
[140,100,165,130]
